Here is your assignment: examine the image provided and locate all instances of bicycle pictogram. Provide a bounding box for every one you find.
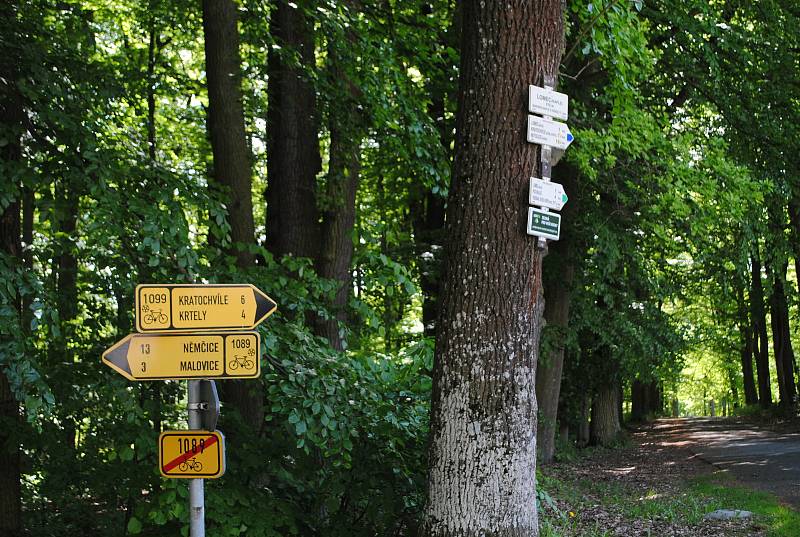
[228,354,255,371]
[178,457,203,472]
[142,307,168,325]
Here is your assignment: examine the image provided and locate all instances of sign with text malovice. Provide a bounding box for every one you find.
[102,331,260,380]
[529,177,568,211]
[136,284,276,333]
[526,207,561,241]
[526,115,574,150]
[159,430,225,479]
[528,85,569,120]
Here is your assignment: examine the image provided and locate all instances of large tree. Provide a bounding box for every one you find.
[202,0,262,429]
[420,0,564,534]
[0,2,25,528]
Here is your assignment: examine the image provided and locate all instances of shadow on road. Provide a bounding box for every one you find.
[648,417,800,507]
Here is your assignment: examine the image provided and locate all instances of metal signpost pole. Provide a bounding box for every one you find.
[537,73,557,250]
[187,380,205,537]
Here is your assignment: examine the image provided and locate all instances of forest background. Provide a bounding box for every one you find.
[0,0,798,535]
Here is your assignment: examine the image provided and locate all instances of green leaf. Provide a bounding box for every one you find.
[127,516,142,534]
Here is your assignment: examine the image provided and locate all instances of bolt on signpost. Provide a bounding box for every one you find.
[102,283,276,537]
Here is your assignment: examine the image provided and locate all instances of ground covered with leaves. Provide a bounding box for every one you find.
[538,420,800,536]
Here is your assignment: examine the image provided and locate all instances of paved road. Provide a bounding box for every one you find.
[652,417,800,506]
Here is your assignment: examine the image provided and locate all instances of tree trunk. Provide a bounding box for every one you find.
[737,284,758,405]
[535,163,577,465]
[647,381,661,416]
[591,382,620,447]
[768,260,796,408]
[411,190,446,337]
[631,379,646,422]
[202,0,263,430]
[420,1,564,534]
[411,6,460,338]
[0,23,24,529]
[576,393,590,447]
[315,17,364,350]
[535,255,573,464]
[203,0,256,267]
[787,195,800,298]
[750,248,771,407]
[265,0,321,261]
[316,120,360,350]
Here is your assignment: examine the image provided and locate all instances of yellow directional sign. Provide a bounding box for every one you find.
[159,430,225,479]
[102,332,260,380]
[135,284,277,333]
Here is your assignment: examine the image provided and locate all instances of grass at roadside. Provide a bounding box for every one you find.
[539,462,800,536]
[692,475,800,537]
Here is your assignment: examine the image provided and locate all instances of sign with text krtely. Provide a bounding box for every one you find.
[136,284,276,333]
[159,430,225,479]
[102,331,260,380]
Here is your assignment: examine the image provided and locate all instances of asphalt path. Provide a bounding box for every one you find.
[653,417,800,507]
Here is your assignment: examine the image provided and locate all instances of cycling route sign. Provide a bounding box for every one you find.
[159,430,225,479]
[102,331,261,380]
[135,283,277,333]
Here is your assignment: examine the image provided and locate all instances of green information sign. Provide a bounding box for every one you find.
[526,207,560,241]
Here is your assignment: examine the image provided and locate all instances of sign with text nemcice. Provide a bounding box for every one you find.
[102,331,260,380]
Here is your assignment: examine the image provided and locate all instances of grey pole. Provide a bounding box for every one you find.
[188,380,205,537]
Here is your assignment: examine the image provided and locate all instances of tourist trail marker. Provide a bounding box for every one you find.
[529,85,569,121]
[526,115,574,150]
[526,207,561,241]
[135,283,276,333]
[159,430,225,479]
[102,331,261,380]
[529,177,568,211]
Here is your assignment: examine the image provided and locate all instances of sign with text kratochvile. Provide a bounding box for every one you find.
[136,284,276,333]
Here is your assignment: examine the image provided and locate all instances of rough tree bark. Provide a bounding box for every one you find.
[535,165,578,465]
[0,13,24,527]
[203,0,256,267]
[736,285,758,406]
[420,1,564,534]
[202,0,262,430]
[590,381,620,447]
[411,3,460,337]
[535,260,572,464]
[750,248,772,407]
[265,0,321,261]
[631,379,647,422]
[315,121,359,350]
[315,12,364,350]
[768,260,796,408]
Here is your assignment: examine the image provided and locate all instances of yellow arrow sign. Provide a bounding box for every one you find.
[102,332,260,380]
[135,284,277,333]
[159,430,225,479]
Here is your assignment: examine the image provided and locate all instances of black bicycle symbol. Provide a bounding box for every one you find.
[229,354,255,371]
[178,457,203,472]
[143,308,168,325]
